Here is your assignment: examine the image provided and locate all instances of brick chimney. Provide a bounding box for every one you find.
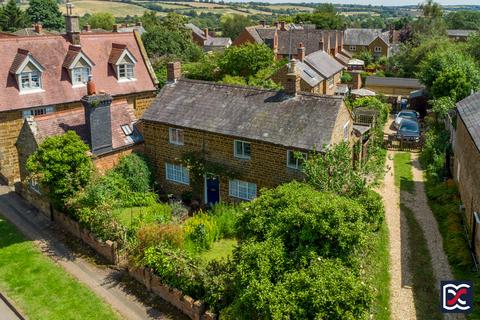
[81,91,113,155]
[33,23,42,34]
[65,1,80,45]
[204,28,209,39]
[167,61,181,83]
[330,31,338,56]
[285,59,300,96]
[274,22,279,29]
[280,21,286,31]
[273,29,278,56]
[83,24,91,32]
[325,31,331,53]
[297,42,305,62]
[338,30,344,53]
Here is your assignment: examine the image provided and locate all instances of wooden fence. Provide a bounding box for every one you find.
[384,134,423,152]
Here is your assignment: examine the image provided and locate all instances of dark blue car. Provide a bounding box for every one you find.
[397,119,420,142]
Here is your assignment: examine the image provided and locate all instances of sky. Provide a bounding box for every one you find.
[223,0,479,6]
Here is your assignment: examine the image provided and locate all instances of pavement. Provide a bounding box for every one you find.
[0,185,187,320]
[0,292,22,320]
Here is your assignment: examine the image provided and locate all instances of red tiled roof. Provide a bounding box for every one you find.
[0,32,156,112]
[31,98,140,151]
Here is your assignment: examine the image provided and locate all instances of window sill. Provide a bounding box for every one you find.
[19,88,45,95]
[229,194,254,201]
[72,84,87,88]
[117,78,137,83]
[166,178,189,186]
[234,155,251,160]
[169,142,184,146]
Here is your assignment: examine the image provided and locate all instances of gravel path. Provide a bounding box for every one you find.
[382,151,417,320]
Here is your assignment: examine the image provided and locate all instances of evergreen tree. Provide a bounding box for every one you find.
[0,0,29,32]
[27,0,63,30]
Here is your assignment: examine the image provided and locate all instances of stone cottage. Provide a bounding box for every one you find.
[0,8,157,185]
[140,62,356,205]
[454,92,480,260]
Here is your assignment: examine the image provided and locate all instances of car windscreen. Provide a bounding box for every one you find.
[400,121,419,132]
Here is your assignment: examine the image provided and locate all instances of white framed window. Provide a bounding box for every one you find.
[287,150,307,170]
[374,46,382,53]
[234,140,251,159]
[118,64,135,80]
[169,128,184,145]
[165,163,189,185]
[349,45,356,51]
[72,66,90,85]
[229,179,257,201]
[343,121,350,142]
[19,71,41,91]
[22,106,54,118]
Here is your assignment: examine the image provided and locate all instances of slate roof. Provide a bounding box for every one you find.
[294,61,324,87]
[304,50,344,78]
[447,29,476,37]
[205,37,231,47]
[365,76,425,89]
[0,32,156,112]
[457,92,480,152]
[186,23,206,40]
[142,79,346,151]
[276,29,325,56]
[344,28,384,46]
[30,98,142,150]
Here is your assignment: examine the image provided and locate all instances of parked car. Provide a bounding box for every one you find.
[397,119,420,142]
[394,110,419,129]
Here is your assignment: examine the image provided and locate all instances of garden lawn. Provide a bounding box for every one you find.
[393,152,414,193]
[198,238,237,264]
[0,216,119,320]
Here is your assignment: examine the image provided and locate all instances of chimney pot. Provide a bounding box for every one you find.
[87,75,96,95]
[33,23,42,34]
[297,42,305,62]
[274,22,279,29]
[167,62,182,83]
[204,27,209,38]
[113,24,119,32]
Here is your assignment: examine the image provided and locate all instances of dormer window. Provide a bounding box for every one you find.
[10,49,45,94]
[109,43,137,81]
[63,45,94,87]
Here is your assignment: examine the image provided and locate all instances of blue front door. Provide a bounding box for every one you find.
[206,176,220,205]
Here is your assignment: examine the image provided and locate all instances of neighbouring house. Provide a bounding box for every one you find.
[364,76,425,97]
[233,22,351,65]
[186,23,232,52]
[344,28,398,58]
[454,92,480,260]
[13,23,60,37]
[140,62,360,205]
[271,43,345,95]
[0,7,157,185]
[16,86,144,213]
[447,29,477,42]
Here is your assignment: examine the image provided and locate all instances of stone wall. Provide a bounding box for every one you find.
[133,92,157,118]
[454,117,480,260]
[93,144,145,174]
[128,266,217,320]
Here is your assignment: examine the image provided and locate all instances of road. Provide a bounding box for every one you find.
[0,185,187,320]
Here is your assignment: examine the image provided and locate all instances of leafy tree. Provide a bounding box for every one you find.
[218,43,274,77]
[294,4,344,30]
[445,11,480,30]
[430,96,455,119]
[142,13,203,62]
[355,50,373,66]
[26,131,93,209]
[113,153,153,193]
[27,0,63,30]
[467,31,480,63]
[411,0,446,39]
[302,142,367,198]
[0,0,29,32]
[87,12,115,30]
[220,13,252,40]
[418,48,480,101]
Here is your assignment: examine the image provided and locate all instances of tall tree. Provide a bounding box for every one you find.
[27,0,63,30]
[412,0,446,39]
[220,13,252,40]
[87,12,115,30]
[0,0,29,32]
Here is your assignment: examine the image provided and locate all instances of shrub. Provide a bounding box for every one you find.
[209,203,240,238]
[26,131,93,210]
[237,182,368,263]
[114,153,153,193]
[75,207,126,242]
[357,189,384,231]
[420,123,450,182]
[142,244,204,297]
[136,224,184,253]
[341,72,353,83]
[184,212,219,251]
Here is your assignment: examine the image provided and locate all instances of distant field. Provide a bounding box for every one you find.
[61,0,150,16]
[262,4,314,12]
[340,11,380,16]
